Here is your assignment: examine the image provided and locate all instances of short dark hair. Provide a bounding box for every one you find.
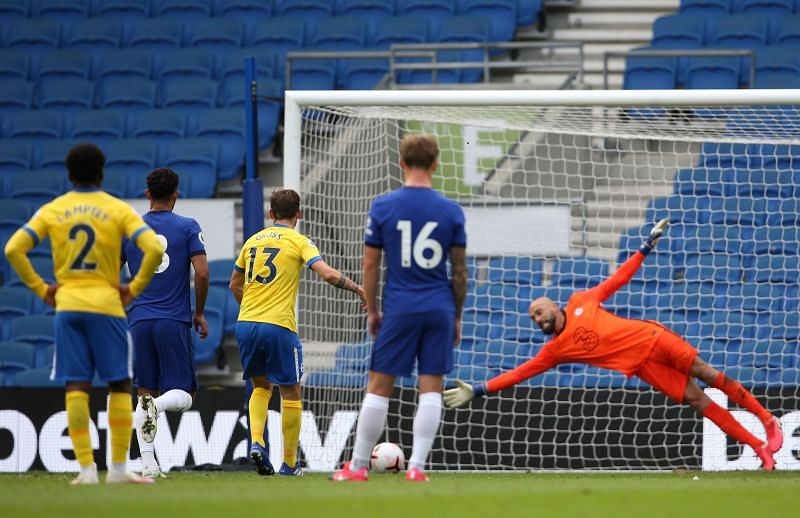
[146,168,179,201]
[400,134,439,170]
[66,143,105,186]
[270,189,301,220]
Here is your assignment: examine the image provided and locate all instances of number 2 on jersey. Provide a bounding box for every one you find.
[68,224,97,270]
[396,220,443,269]
[247,247,280,284]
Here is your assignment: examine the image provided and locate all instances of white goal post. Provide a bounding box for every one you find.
[282,89,800,472]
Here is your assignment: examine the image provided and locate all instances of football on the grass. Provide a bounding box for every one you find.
[370,442,405,473]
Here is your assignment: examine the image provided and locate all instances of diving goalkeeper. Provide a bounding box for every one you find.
[444,218,783,470]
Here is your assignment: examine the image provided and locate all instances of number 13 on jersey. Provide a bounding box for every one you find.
[396,220,442,269]
[247,246,280,284]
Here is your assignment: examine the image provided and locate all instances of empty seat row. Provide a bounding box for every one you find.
[652,13,800,49]
[0,15,499,51]
[680,0,800,17]
[644,195,800,227]
[671,167,800,199]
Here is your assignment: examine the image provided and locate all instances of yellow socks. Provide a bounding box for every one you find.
[66,391,94,467]
[107,392,133,465]
[282,400,302,468]
[249,387,272,447]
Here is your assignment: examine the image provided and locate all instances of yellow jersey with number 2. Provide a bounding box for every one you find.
[234,224,322,333]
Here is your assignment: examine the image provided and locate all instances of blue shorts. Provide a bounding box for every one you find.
[131,319,198,393]
[370,311,454,377]
[236,321,303,385]
[53,311,131,383]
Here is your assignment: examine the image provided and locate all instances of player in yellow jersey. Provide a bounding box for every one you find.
[229,189,366,476]
[4,144,164,485]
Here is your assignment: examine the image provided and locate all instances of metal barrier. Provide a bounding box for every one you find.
[603,49,756,90]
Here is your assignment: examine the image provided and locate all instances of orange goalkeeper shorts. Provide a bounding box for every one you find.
[633,329,698,404]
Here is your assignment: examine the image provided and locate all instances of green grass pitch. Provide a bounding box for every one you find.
[2,471,800,517]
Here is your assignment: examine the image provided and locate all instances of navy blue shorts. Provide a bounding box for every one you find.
[53,311,131,383]
[370,311,454,377]
[236,321,303,385]
[131,319,198,393]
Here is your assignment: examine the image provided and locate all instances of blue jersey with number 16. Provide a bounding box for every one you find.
[365,186,466,316]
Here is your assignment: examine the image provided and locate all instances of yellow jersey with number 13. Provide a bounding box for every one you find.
[7,188,160,318]
[234,224,322,333]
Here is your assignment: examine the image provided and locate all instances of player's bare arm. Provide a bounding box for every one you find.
[228,269,245,305]
[191,253,210,339]
[310,259,366,306]
[450,246,467,345]
[362,245,382,339]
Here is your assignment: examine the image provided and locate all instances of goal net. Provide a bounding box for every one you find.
[285,90,800,471]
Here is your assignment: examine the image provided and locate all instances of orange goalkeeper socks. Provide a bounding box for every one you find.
[711,372,772,424]
[703,401,762,450]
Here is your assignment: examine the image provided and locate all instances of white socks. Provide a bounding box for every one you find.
[351,393,389,470]
[154,390,193,413]
[134,402,157,470]
[408,392,442,471]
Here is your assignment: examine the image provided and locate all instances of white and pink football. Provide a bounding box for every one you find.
[370,442,406,473]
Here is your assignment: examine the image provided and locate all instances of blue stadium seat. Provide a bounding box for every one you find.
[9,170,66,205]
[0,288,33,337]
[766,312,800,341]
[713,14,770,47]
[775,15,800,46]
[551,257,608,289]
[698,141,748,168]
[753,226,800,255]
[191,286,225,363]
[444,365,498,388]
[289,59,337,90]
[0,50,29,81]
[0,141,32,175]
[129,109,186,140]
[277,0,333,19]
[36,50,92,80]
[7,20,61,51]
[720,282,792,313]
[35,0,90,19]
[700,311,756,341]
[333,342,370,372]
[752,47,800,85]
[750,341,796,369]
[223,291,239,336]
[70,110,126,144]
[126,19,184,50]
[247,16,306,50]
[185,18,243,48]
[157,49,214,87]
[208,258,236,288]
[517,0,543,25]
[487,256,543,286]
[651,14,706,48]
[217,76,281,148]
[708,197,768,226]
[214,48,276,81]
[683,254,744,284]
[729,169,794,199]
[5,111,64,141]
[751,255,800,283]
[161,78,217,110]
[0,0,28,19]
[305,368,367,387]
[13,368,58,387]
[437,16,490,82]
[104,139,158,180]
[397,0,455,34]
[674,224,753,256]
[311,16,368,50]
[645,195,710,225]
[64,19,122,50]
[627,251,676,285]
[102,168,127,198]
[617,224,652,258]
[0,79,33,114]
[214,0,273,18]
[656,285,714,322]
[93,50,152,81]
[0,341,36,383]
[96,77,157,110]
[156,0,213,18]
[673,167,728,196]
[372,15,429,47]
[460,0,517,42]
[767,198,800,226]
[162,138,218,198]
[93,0,150,18]
[486,284,534,312]
[754,72,800,88]
[8,315,55,349]
[739,0,793,19]
[679,0,731,16]
[685,56,740,89]
[338,0,395,39]
[604,288,650,319]
[623,56,678,89]
[193,108,246,180]
[37,78,94,112]
[34,139,82,171]
[340,58,389,89]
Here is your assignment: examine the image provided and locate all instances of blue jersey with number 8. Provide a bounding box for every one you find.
[365,187,466,316]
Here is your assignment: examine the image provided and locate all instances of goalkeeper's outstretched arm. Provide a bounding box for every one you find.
[443,347,559,408]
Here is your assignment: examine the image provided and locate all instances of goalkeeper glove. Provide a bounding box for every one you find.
[443,380,487,409]
[639,217,669,256]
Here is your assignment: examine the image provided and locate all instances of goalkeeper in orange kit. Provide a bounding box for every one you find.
[444,218,783,470]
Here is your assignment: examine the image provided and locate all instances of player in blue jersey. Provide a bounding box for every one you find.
[332,134,468,483]
[123,168,209,479]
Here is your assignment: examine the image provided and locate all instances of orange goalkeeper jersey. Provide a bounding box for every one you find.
[486,251,666,393]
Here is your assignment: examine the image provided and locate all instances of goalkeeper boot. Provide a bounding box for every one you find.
[755,442,776,471]
[249,442,274,476]
[278,462,303,476]
[405,467,430,482]
[330,461,368,482]
[765,416,784,453]
[139,394,158,444]
[106,470,155,485]
[70,464,99,485]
